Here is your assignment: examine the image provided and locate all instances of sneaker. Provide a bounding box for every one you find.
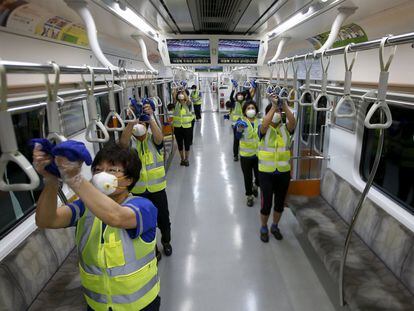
[271,224,283,240]
[180,160,186,166]
[247,195,254,207]
[252,184,258,197]
[260,226,269,243]
[184,159,190,167]
[162,242,172,256]
[233,155,239,162]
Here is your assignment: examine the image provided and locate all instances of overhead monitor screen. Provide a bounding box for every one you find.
[218,39,260,64]
[166,39,210,64]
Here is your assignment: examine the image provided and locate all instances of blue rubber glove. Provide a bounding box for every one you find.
[53,140,92,166]
[250,80,257,89]
[236,120,248,129]
[139,98,156,122]
[231,79,238,88]
[130,97,142,117]
[29,138,60,177]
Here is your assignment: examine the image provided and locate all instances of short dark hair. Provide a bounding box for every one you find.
[242,100,259,116]
[92,143,141,191]
[191,85,197,89]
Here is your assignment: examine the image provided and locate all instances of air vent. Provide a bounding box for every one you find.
[187,0,252,33]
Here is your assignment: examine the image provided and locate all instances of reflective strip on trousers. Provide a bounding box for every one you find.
[135,176,166,187]
[112,275,159,304]
[83,287,107,303]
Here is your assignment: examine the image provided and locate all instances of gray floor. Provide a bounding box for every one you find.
[157,93,340,311]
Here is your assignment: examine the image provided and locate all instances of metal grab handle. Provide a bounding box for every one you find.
[299,90,314,107]
[364,101,393,129]
[335,44,357,118]
[0,63,40,191]
[86,119,110,143]
[0,152,40,191]
[334,95,357,118]
[313,94,332,111]
[81,66,110,143]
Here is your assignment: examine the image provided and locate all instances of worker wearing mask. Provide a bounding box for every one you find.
[229,81,256,161]
[33,143,161,311]
[190,84,202,121]
[120,103,172,258]
[258,95,296,243]
[234,101,260,207]
[172,90,194,166]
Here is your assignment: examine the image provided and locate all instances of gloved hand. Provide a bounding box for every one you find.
[224,114,230,120]
[130,97,142,118]
[55,156,84,187]
[29,138,60,177]
[140,98,156,122]
[231,79,238,88]
[250,80,257,89]
[235,120,248,132]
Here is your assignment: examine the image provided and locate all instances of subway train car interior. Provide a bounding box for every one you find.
[0,0,414,310]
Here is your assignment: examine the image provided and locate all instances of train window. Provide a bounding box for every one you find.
[360,104,414,214]
[59,100,86,137]
[0,110,45,239]
[314,95,328,153]
[333,96,357,131]
[301,105,312,143]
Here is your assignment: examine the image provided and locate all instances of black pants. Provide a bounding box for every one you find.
[174,126,192,151]
[140,190,171,243]
[259,171,291,215]
[190,119,195,145]
[233,126,240,157]
[87,296,160,311]
[194,104,202,119]
[240,156,259,196]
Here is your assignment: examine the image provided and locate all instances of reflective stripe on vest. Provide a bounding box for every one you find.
[75,197,159,311]
[132,135,166,194]
[239,117,259,157]
[258,125,291,173]
[231,101,243,122]
[173,102,194,128]
[191,90,202,105]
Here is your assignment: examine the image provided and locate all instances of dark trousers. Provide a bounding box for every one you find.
[194,104,202,119]
[190,119,195,145]
[233,126,240,157]
[174,126,192,151]
[140,190,171,243]
[240,156,259,196]
[87,296,160,311]
[259,171,291,215]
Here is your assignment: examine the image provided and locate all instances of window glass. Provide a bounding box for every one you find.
[301,104,312,143]
[0,109,45,239]
[59,100,86,137]
[360,104,414,214]
[314,95,328,153]
[333,96,357,131]
[97,93,122,143]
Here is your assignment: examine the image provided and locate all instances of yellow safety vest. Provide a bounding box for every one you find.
[132,134,166,194]
[75,198,159,311]
[230,101,243,122]
[258,124,291,173]
[173,102,194,128]
[239,117,260,158]
[191,90,202,105]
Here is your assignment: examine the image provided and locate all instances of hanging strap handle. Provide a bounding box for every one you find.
[0,63,40,191]
[81,66,110,143]
[334,44,358,118]
[313,52,332,111]
[275,62,281,87]
[119,69,137,123]
[44,62,66,143]
[279,58,289,100]
[104,68,125,132]
[288,56,299,103]
[364,36,396,129]
[299,54,314,106]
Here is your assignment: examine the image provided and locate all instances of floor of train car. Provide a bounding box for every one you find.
[157,90,347,311]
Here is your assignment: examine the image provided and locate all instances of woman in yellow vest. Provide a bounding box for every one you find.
[235,101,260,207]
[172,89,194,166]
[33,143,161,310]
[258,96,296,243]
[190,84,202,121]
[120,103,172,258]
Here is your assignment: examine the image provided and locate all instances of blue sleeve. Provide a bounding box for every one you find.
[67,199,85,227]
[123,197,158,242]
[235,129,243,140]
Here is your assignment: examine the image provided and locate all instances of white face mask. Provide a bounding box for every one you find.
[246,109,256,119]
[91,172,118,195]
[132,123,147,137]
[236,95,244,102]
[178,94,185,100]
[272,113,281,124]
